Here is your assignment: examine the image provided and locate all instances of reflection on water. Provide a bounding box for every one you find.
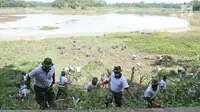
[0,13,189,39]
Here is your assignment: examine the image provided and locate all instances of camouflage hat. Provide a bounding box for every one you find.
[113,66,123,72]
[152,79,159,85]
[43,58,53,65]
[92,77,98,82]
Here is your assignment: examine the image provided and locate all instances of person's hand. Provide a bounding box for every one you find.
[50,83,54,87]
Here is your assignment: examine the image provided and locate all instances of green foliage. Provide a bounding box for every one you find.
[0,62,38,109]
[26,1,52,7]
[111,2,181,9]
[76,88,107,110]
[191,0,200,11]
[0,0,26,8]
[161,81,200,107]
[52,0,65,9]
[0,0,52,8]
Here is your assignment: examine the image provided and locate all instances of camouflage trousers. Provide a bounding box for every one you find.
[106,89,122,107]
[34,85,55,109]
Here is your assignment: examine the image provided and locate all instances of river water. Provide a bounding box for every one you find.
[0,13,190,40]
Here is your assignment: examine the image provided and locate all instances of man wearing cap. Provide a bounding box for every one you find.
[100,66,134,107]
[84,77,99,92]
[56,71,70,100]
[26,58,55,109]
[144,79,160,107]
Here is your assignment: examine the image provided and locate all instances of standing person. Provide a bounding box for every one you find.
[100,66,134,108]
[144,79,160,108]
[177,65,190,82]
[178,67,186,81]
[160,76,167,93]
[56,71,71,100]
[26,58,55,110]
[84,77,99,92]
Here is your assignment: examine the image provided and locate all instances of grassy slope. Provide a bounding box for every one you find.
[0,7,200,110]
[0,30,200,78]
[0,30,200,109]
[107,30,200,58]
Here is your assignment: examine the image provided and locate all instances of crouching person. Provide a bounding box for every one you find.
[17,83,30,103]
[56,71,71,100]
[144,79,160,108]
[100,66,134,108]
[84,77,99,92]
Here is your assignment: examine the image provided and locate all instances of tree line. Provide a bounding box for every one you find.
[0,0,106,9]
[191,0,200,11]
[110,0,200,11]
[0,0,51,8]
[0,0,199,11]
[110,2,181,9]
[52,0,106,9]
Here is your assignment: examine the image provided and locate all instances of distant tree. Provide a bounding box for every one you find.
[52,0,65,9]
[26,1,51,7]
[0,0,26,8]
[191,0,200,11]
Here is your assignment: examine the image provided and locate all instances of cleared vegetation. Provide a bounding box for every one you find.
[0,29,200,109]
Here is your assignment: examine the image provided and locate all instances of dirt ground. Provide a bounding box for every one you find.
[53,35,178,85]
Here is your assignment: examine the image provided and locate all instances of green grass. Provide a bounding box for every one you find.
[107,30,200,58]
[0,30,200,109]
[39,26,60,30]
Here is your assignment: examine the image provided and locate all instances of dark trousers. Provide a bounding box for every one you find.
[34,85,55,109]
[55,86,68,100]
[106,89,122,107]
[144,97,155,108]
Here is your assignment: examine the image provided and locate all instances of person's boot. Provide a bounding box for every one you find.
[40,102,48,110]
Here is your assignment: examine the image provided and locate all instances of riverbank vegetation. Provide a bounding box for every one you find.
[0,29,200,109]
[1,0,200,110]
[0,0,200,14]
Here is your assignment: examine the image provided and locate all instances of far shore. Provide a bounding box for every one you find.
[0,7,178,15]
[0,7,199,41]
